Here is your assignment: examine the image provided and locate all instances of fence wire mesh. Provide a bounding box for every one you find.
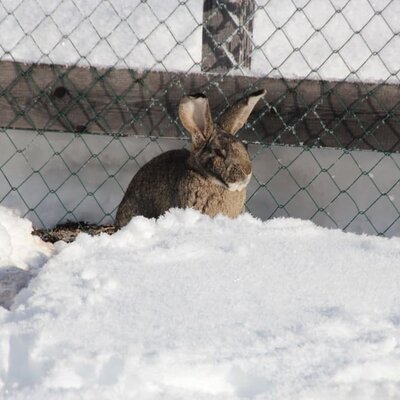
[0,0,400,236]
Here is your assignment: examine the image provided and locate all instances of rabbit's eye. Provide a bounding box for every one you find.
[215,149,226,158]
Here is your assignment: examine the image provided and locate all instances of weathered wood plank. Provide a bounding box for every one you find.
[1,60,400,152]
[202,0,255,72]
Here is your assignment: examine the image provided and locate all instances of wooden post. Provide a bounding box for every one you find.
[202,0,255,73]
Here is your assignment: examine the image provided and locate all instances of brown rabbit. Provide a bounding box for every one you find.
[115,89,266,227]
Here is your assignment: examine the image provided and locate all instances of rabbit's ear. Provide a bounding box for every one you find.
[218,89,266,135]
[179,94,214,148]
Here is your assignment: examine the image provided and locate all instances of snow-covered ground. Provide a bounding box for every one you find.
[0,207,52,271]
[1,205,400,399]
[0,207,53,308]
[1,7,400,396]
[0,0,399,82]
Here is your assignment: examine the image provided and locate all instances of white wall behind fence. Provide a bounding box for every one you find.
[1,129,399,236]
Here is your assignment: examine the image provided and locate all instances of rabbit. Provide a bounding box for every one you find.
[115,89,266,228]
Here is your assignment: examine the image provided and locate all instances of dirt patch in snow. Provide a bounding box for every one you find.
[33,222,117,243]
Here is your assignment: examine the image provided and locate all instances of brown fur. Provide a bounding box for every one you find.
[115,89,265,227]
[115,149,245,225]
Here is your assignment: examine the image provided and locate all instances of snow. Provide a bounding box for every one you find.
[0,0,203,72]
[0,206,52,271]
[252,0,400,83]
[1,206,400,399]
[1,2,400,392]
[1,0,399,82]
[0,206,53,308]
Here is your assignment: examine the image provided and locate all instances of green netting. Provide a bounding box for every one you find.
[0,0,400,236]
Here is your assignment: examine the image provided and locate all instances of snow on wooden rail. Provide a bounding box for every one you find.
[1,60,400,153]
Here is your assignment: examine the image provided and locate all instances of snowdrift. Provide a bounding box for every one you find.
[0,207,400,399]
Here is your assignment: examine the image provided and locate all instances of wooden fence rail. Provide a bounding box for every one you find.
[1,60,400,152]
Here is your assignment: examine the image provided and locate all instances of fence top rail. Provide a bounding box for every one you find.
[1,60,400,153]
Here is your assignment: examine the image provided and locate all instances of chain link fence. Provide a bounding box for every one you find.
[1,0,400,236]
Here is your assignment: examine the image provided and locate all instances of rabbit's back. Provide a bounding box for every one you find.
[115,149,246,227]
